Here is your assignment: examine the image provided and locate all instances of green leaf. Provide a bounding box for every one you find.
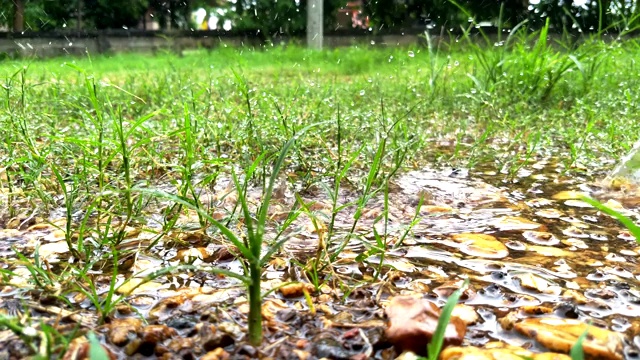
[580,196,640,244]
[87,332,110,360]
[570,325,590,360]
[427,278,470,360]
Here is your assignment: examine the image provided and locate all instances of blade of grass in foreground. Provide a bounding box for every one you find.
[88,332,110,360]
[426,278,470,360]
[570,325,589,360]
[580,196,640,243]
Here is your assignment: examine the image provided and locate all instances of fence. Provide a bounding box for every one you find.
[0,28,600,58]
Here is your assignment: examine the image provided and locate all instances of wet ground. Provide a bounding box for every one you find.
[2,156,640,359]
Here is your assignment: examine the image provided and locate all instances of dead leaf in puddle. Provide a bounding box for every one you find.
[38,241,69,261]
[174,247,208,262]
[526,245,575,257]
[384,294,466,356]
[451,304,479,325]
[514,317,624,360]
[433,281,477,301]
[383,258,417,272]
[9,267,32,287]
[279,283,315,298]
[602,199,627,212]
[0,228,21,239]
[498,311,519,331]
[116,278,163,295]
[516,273,560,294]
[521,305,554,315]
[423,205,454,214]
[441,341,571,360]
[493,216,543,231]
[451,233,509,259]
[202,348,231,360]
[104,318,144,346]
[552,191,586,200]
[562,226,590,238]
[64,335,117,360]
[562,238,588,250]
[535,208,565,219]
[261,299,289,326]
[522,231,559,246]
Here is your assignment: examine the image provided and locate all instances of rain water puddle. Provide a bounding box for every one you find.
[2,157,640,359]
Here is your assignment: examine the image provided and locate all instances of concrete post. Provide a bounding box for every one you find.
[307,0,323,49]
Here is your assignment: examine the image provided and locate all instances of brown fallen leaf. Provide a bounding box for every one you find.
[384,294,465,356]
[441,341,571,360]
[551,190,585,200]
[279,282,316,298]
[451,233,509,259]
[62,335,117,360]
[516,273,561,295]
[493,216,543,231]
[515,317,624,360]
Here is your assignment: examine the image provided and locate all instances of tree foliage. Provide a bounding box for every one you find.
[1,0,639,34]
[217,0,345,36]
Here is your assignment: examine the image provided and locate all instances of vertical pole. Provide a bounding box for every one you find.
[307,0,323,49]
[12,0,25,32]
[77,0,83,31]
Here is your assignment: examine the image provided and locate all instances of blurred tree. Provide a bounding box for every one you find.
[219,0,345,36]
[84,0,148,29]
[361,0,529,31]
[39,0,82,30]
[528,0,616,33]
[149,0,215,30]
[1,0,636,34]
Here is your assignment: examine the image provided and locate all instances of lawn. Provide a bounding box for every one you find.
[1,28,640,359]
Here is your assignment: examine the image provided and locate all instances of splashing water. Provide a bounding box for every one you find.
[605,140,640,187]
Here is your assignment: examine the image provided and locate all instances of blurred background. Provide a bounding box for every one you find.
[0,0,636,36]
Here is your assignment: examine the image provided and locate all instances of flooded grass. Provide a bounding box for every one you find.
[2,35,640,359]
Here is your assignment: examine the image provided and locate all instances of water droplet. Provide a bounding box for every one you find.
[359,90,365,96]
[370,40,375,45]
[408,51,415,58]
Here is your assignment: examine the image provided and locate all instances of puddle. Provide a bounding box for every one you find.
[2,161,640,359]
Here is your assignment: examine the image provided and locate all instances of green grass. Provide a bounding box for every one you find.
[2,30,640,356]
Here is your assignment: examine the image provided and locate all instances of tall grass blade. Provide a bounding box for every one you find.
[570,326,590,360]
[580,196,640,243]
[87,332,110,360]
[427,278,470,360]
